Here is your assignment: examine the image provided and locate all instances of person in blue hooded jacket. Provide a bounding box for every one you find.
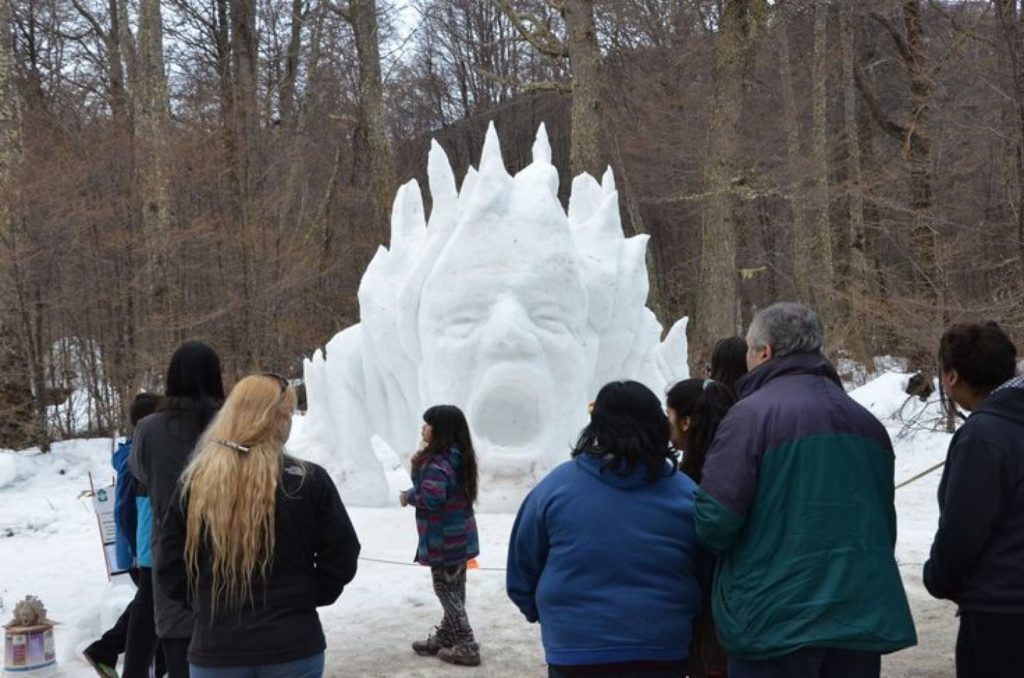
[83,393,161,677]
[925,321,1024,677]
[507,380,710,678]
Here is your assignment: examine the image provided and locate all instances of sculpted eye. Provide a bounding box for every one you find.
[533,310,569,334]
[442,315,479,339]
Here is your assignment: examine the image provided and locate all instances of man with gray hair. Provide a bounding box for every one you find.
[695,302,916,677]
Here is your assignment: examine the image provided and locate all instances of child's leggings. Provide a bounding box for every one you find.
[431,563,474,643]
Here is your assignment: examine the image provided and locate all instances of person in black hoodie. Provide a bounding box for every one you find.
[924,321,1024,677]
[156,373,360,678]
[127,341,225,677]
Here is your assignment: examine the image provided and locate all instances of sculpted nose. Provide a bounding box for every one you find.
[481,296,542,359]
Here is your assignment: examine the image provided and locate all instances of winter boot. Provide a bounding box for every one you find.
[438,641,481,667]
[412,627,454,656]
[82,645,119,677]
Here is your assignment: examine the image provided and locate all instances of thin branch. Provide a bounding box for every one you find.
[870,11,911,65]
[472,65,571,93]
[853,60,909,144]
[928,1,996,76]
[68,0,109,41]
[493,0,568,58]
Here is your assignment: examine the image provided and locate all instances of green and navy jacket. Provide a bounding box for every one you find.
[695,352,916,660]
[406,446,479,567]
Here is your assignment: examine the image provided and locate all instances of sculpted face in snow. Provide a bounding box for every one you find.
[296,124,689,510]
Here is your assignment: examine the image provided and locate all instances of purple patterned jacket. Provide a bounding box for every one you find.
[406,446,480,567]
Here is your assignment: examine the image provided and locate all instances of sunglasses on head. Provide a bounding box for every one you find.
[260,372,288,395]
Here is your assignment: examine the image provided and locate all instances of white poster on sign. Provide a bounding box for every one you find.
[91,481,128,578]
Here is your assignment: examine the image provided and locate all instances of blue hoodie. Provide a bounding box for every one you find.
[112,439,136,570]
[506,454,710,666]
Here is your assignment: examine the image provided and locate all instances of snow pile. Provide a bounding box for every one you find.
[0,452,15,490]
[848,372,950,567]
[296,123,689,510]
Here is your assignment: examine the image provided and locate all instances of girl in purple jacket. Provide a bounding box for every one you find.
[400,405,481,667]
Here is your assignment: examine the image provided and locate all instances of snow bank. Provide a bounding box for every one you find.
[0,452,15,490]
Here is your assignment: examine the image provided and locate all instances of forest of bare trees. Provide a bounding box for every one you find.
[0,0,1021,448]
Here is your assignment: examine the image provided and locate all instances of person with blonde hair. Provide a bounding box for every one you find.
[156,373,360,678]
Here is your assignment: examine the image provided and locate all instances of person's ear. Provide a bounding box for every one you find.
[680,416,692,433]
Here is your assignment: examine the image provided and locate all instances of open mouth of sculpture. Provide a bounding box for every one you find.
[469,381,544,452]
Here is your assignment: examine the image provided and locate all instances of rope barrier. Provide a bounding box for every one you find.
[358,556,507,572]
[894,461,946,490]
[362,462,946,569]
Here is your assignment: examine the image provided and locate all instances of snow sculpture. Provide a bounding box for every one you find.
[296,123,689,510]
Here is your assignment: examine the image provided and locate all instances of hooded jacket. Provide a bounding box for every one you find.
[924,377,1024,612]
[113,438,136,570]
[156,456,360,667]
[130,407,217,638]
[506,454,709,666]
[405,446,479,567]
[695,352,916,660]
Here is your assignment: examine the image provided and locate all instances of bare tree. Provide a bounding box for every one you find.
[840,0,871,348]
[496,0,604,177]
[694,0,766,365]
[809,0,834,307]
[346,0,396,228]
[995,0,1024,277]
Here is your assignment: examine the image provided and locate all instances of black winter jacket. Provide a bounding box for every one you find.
[924,380,1024,612]
[130,407,216,638]
[156,456,361,667]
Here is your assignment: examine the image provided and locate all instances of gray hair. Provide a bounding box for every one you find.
[747,302,824,358]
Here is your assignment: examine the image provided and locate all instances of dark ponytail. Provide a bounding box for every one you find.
[666,379,737,483]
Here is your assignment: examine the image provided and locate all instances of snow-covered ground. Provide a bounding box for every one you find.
[1,370,956,677]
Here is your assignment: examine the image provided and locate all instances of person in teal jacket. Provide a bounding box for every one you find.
[695,302,916,677]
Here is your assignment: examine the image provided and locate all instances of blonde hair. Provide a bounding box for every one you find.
[181,374,298,615]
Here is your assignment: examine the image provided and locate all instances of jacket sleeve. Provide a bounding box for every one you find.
[695,404,763,553]
[404,458,449,511]
[313,468,361,606]
[923,428,1009,602]
[505,488,548,623]
[114,444,138,561]
[154,487,190,607]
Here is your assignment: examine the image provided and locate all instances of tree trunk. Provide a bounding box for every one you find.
[0,0,46,449]
[350,0,395,232]
[106,0,131,130]
[810,0,834,309]
[777,8,807,300]
[902,0,937,306]
[694,0,764,367]
[229,0,259,366]
[840,1,871,348]
[279,0,303,126]
[136,0,174,313]
[563,0,603,177]
[995,0,1024,279]
[298,4,324,133]
[230,0,259,212]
